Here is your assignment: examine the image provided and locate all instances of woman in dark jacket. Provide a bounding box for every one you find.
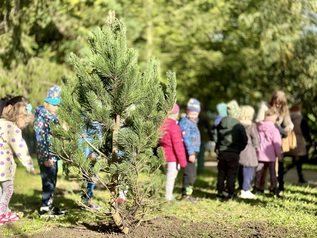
[285,104,312,183]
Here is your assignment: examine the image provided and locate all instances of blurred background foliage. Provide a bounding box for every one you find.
[1,0,317,146]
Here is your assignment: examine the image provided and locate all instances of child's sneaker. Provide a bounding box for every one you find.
[117,198,127,206]
[0,214,10,225]
[7,211,23,221]
[240,190,256,199]
[181,195,197,202]
[88,202,102,209]
[81,201,102,210]
[40,206,67,218]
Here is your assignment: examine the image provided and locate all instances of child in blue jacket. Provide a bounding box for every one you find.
[34,86,66,217]
[178,98,201,202]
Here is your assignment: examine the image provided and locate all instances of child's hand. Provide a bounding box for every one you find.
[29,168,37,175]
[188,154,196,163]
[44,159,55,168]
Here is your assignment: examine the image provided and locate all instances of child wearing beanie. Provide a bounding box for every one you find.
[34,85,67,217]
[178,98,201,202]
[213,100,248,200]
[159,103,187,201]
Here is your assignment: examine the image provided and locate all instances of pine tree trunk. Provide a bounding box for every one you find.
[110,114,129,234]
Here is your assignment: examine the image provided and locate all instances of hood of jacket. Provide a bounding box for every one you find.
[34,105,58,122]
[218,116,240,129]
[257,121,276,133]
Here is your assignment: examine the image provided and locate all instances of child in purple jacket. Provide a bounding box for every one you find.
[255,108,282,195]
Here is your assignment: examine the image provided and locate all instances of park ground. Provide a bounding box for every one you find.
[1,155,317,238]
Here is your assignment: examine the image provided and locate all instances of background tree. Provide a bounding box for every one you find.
[51,14,176,233]
[1,0,317,151]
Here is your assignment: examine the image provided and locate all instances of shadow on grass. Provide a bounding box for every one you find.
[10,187,89,224]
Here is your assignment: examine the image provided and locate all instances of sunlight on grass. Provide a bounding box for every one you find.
[160,169,317,237]
[1,160,317,236]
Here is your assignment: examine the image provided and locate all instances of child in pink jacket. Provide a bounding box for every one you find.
[255,108,282,195]
[160,104,187,201]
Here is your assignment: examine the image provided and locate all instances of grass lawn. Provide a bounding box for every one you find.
[1,158,317,237]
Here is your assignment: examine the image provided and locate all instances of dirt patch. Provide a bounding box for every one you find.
[7,216,304,238]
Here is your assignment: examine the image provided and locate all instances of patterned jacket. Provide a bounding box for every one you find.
[0,119,34,181]
[178,116,201,156]
[33,106,60,163]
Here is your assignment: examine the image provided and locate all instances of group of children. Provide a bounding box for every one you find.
[0,86,67,225]
[0,87,306,225]
[160,90,300,202]
[159,98,201,202]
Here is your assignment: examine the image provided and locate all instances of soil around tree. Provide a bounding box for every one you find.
[7,216,304,238]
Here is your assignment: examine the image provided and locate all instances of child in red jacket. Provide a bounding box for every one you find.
[160,104,187,201]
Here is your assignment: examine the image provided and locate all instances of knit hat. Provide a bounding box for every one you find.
[172,103,180,114]
[45,85,61,106]
[226,100,240,118]
[216,102,227,117]
[187,98,200,113]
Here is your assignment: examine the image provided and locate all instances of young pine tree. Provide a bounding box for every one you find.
[51,15,176,234]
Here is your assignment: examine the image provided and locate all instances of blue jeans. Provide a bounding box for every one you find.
[238,166,255,191]
[38,161,58,207]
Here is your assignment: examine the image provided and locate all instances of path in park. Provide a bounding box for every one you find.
[204,157,317,187]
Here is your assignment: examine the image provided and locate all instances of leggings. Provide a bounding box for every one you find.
[0,180,14,215]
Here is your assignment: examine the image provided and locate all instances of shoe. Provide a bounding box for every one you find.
[165,196,175,201]
[253,188,264,195]
[82,202,102,210]
[298,176,306,183]
[7,211,23,221]
[0,214,10,225]
[40,206,67,218]
[216,194,226,201]
[227,193,237,200]
[240,190,255,199]
[81,197,102,210]
[181,195,197,202]
[269,188,278,196]
[0,211,23,225]
[117,198,127,204]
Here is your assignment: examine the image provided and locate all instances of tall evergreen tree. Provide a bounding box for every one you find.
[51,13,176,233]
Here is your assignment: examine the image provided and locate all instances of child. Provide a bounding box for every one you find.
[255,90,293,193]
[0,101,36,225]
[178,98,201,202]
[159,103,187,201]
[0,96,28,117]
[255,108,282,195]
[238,106,260,199]
[80,120,102,209]
[0,95,14,116]
[213,100,248,199]
[33,85,66,217]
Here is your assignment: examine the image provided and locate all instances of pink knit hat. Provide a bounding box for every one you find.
[172,103,180,114]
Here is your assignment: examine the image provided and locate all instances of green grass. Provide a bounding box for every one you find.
[0,160,109,236]
[1,159,317,236]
